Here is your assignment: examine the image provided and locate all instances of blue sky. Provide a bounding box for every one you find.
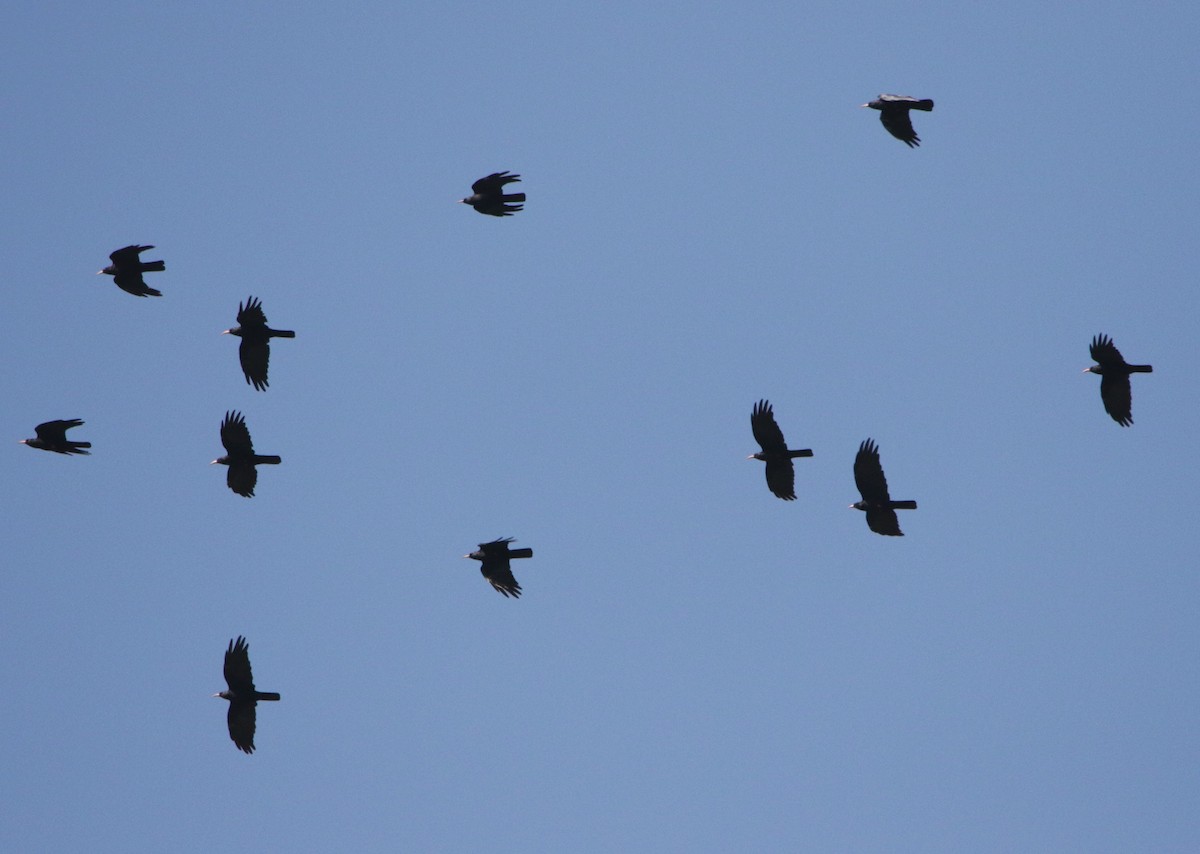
[3,3,1198,852]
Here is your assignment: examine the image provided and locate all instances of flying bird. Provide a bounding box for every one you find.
[211,411,281,497]
[461,171,525,216]
[99,245,165,297]
[851,439,917,536]
[213,636,280,754]
[862,95,934,147]
[223,297,296,391]
[20,419,91,455]
[1085,334,1153,427]
[748,399,813,500]
[465,537,533,597]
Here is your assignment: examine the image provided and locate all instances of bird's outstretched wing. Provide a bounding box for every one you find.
[227,464,259,497]
[854,439,893,503]
[750,400,787,453]
[220,411,255,455]
[865,507,904,536]
[226,701,257,753]
[472,171,520,194]
[879,110,919,146]
[35,419,80,443]
[237,297,269,328]
[1100,374,1134,426]
[1090,334,1126,367]
[481,559,522,598]
[108,245,150,265]
[239,340,270,391]
[223,636,257,693]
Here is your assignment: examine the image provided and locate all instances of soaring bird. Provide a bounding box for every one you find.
[1085,334,1153,427]
[461,172,525,216]
[99,245,165,297]
[211,411,281,497]
[851,439,917,536]
[223,297,295,391]
[20,419,91,455]
[213,636,280,754]
[862,95,934,147]
[465,537,533,597]
[748,400,813,500]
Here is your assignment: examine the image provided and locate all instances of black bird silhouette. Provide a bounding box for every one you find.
[461,171,525,216]
[862,95,934,147]
[99,245,165,297]
[223,297,295,391]
[211,411,281,497]
[851,439,917,536]
[465,537,533,597]
[20,419,91,455]
[213,636,280,754]
[748,400,813,500]
[1085,334,1153,427]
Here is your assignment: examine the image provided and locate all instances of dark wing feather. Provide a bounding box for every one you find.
[1090,334,1126,367]
[481,558,522,598]
[865,508,904,536]
[226,701,257,753]
[237,297,269,327]
[1100,374,1134,426]
[108,245,147,265]
[880,110,919,146]
[750,400,787,452]
[472,171,519,194]
[35,419,78,443]
[854,439,893,503]
[220,411,255,455]
[223,636,256,693]
[764,460,796,501]
[478,537,516,555]
[227,463,258,497]
[239,339,270,390]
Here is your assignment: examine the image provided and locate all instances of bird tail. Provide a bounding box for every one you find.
[271,330,296,338]
[1129,365,1153,373]
[509,548,534,559]
[912,99,934,111]
[889,500,918,510]
[503,193,526,203]
[788,449,814,458]
[71,442,92,449]
[254,455,283,465]
[256,692,281,701]
[141,260,166,272]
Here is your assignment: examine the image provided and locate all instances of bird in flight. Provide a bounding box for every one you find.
[211,411,281,497]
[20,419,91,455]
[223,297,296,391]
[461,172,525,216]
[851,439,917,536]
[99,245,166,297]
[214,636,280,754]
[465,537,533,597]
[748,400,813,500]
[862,95,934,147]
[1085,334,1153,427]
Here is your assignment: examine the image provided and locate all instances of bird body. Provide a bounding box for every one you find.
[211,411,281,497]
[20,419,91,455]
[748,399,813,500]
[465,537,533,597]
[99,245,165,297]
[851,438,917,536]
[1085,334,1152,426]
[862,94,934,147]
[214,636,280,754]
[461,171,525,216]
[223,297,295,390]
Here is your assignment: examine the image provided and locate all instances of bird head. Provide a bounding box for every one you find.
[210,458,225,466]
[98,267,114,276]
[849,502,867,511]
[213,691,230,700]
[1083,366,1102,375]
[747,452,765,461]
[222,328,241,337]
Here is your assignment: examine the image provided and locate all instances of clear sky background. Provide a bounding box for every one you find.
[2,3,1197,852]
